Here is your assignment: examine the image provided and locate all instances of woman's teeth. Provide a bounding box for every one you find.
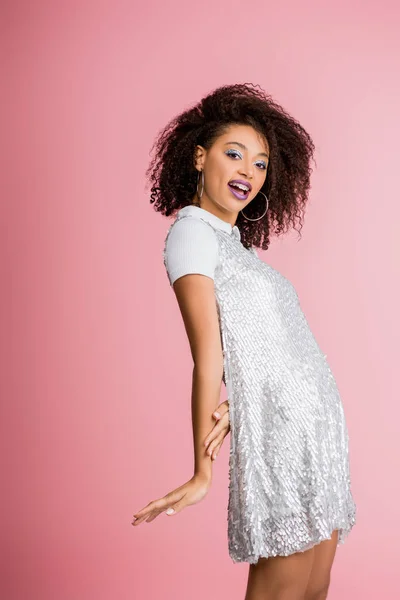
[228,182,250,200]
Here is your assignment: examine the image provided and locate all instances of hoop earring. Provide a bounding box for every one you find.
[240,191,269,221]
[196,170,204,200]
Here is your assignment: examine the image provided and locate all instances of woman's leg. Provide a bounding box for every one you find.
[244,529,339,600]
[303,530,339,600]
[244,546,315,600]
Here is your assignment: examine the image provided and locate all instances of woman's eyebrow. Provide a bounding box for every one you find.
[224,141,269,159]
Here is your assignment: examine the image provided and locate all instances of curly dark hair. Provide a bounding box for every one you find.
[146,83,316,251]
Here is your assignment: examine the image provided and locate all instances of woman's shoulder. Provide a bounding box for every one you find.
[163,214,219,287]
[164,213,219,256]
[165,212,217,241]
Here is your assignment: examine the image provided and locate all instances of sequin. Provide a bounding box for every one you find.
[163,207,357,564]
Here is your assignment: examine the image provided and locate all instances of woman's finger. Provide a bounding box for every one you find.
[204,422,226,449]
[132,490,184,524]
[204,413,230,448]
[212,399,229,420]
[210,437,224,460]
[165,497,186,515]
[150,490,192,519]
[144,508,165,523]
[132,500,157,521]
[132,501,165,525]
[206,430,226,458]
[211,439,224,460]
[138,501,175,525]
[132,512,153,526]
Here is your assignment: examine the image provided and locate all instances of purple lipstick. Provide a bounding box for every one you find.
[228,179,252,201]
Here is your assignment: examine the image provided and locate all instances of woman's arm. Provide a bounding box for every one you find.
[132,219,225,525]
[132,274,224,525]
[172,272,224,483]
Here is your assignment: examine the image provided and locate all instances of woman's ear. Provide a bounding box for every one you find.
[193,145,206,171]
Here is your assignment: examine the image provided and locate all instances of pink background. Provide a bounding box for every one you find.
[2,1,399,598]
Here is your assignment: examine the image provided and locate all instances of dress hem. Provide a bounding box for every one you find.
[228,519,356,565]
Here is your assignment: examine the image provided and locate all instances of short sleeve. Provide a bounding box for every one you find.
[163,217,219,286]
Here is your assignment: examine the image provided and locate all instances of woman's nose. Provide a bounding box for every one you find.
[238,160,254,178]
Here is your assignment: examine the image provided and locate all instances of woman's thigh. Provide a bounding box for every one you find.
[303,529,339,600]
[245,546,315,600]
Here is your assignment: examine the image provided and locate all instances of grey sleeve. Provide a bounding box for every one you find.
[164,218,219,287]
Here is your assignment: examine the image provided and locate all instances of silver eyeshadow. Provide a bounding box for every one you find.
[225,148,267,170]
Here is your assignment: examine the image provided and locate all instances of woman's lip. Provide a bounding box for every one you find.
[228,183,250,201]
[229,179,252,192]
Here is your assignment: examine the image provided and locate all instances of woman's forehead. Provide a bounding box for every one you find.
[215,125,269,153]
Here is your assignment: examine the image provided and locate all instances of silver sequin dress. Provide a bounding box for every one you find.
[163,205,357,564]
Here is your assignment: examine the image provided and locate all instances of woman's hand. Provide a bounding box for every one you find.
[203,400,230,461]
[131,472,211,526]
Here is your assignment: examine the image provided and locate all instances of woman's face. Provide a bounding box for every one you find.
[193,124,270,225]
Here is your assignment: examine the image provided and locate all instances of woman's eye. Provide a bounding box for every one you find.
[225,149,242,159]
[226,150,267,171]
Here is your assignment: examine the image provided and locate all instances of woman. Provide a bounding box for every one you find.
[132,83,357,599]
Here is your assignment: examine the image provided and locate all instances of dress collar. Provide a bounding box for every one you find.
[177,205,241,241]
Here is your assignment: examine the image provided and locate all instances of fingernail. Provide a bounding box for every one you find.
[166,508,175,515]
[213,411,221,418]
